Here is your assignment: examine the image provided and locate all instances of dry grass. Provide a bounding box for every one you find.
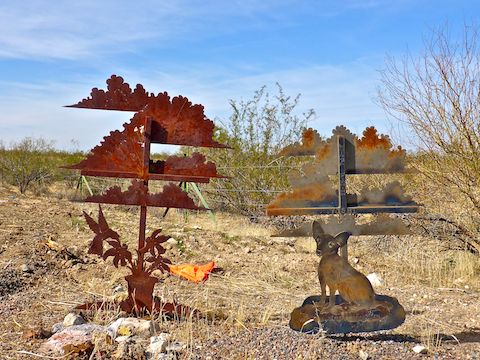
[1,182,480,358]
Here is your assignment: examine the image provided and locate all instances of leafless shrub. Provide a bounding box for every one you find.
[378,24,480,253]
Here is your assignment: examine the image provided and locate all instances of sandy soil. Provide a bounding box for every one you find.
[0,185,479,359]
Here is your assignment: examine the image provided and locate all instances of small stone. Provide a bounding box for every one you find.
[366,273,383,288]
[51,322,65,334]
[166,238,178,245]
[21,264,33,273]
[193,225,202,230]
[359,350,369,360]
[113,284,125,294]
[146,333,170,358]
[113,336,148,359]
[412,345,427,354]
[115,335,131,343]
[244,247,252,254]
[107,318,160,339]
[63,313,86,327]
[352,257,360,264]
[166,341,185,352]
[39,324,104,355]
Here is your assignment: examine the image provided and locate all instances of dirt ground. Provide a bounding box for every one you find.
[0,184,479,359]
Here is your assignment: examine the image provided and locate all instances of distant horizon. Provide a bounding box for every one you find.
[0,1,477,151]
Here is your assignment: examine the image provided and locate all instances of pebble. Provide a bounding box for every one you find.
[166,238,178,245]
[412,345,428,354]
[367,273,383,288]
[51,322,65,334]
[21,264,33,273]
[115,335,131,343]
[63,312,86,327]
[40,324,104,355]
[107,318,160,339]
[113,284,125,294]
[113,336,148,359]
[359,350,369,360]
[146,333,170,358]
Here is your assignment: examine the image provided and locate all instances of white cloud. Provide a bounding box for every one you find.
[0,59,388,150]
[0,0,393,60]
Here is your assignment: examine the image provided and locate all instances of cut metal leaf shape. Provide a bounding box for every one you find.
[145,253,172,274]
[83,205,120,256]
[103,240,132,268]
[141,229,169,257]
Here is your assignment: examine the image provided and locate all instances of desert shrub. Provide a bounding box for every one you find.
[0,138,84,194]
[378,24,480,253]
[202,84,315,217]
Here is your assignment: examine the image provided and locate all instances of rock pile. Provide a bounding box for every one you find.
[40,313,185,359]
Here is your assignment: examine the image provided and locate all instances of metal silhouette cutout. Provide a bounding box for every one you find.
[267,126,418,333]
[64,75,227,314]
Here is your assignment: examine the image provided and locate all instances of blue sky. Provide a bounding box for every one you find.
[0,0,477,150]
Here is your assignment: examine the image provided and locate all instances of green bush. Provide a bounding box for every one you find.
[0,138,84,194]
[202,84,315,217]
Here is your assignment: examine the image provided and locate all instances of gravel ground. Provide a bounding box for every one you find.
[192,327,479,360]
[1,188,480,359]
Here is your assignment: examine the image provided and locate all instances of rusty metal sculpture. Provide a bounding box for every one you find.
[64,75,227,314]
[267,126,418,333]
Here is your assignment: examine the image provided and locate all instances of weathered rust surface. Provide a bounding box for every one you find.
[68,75,229,148]
[149,152,226,183]
[83,179,205,210]
[68,75,152,111]
[65,76,226,314]
[278,126,409,174]
[272,214,410,237]
[280,128,323,156]
[65,113,147,178]
[83,205,120,256]
[267,126,419,216]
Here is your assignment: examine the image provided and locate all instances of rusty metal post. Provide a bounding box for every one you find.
[337,135,348,259]
[137,117,152,271]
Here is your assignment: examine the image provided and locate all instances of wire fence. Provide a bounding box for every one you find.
[72,162,304,214]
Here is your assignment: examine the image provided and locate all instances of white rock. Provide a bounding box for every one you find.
[166,238,178,245]
[166,341,185,352]
[51,322,65,334]
[115,335,131,343]
[359,350,369,360]
[113,284,125,294]
[412,345,427,354]
[193,225,202,230]
[352,257,360,264]
[21,264,33,273]
[146,333,170,359]
[366,273,383,288]
[107,318,160,339]
[63,312,86,327]
[40,324,104,355]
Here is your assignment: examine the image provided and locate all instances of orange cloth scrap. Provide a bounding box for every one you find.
[169,261,215,283]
